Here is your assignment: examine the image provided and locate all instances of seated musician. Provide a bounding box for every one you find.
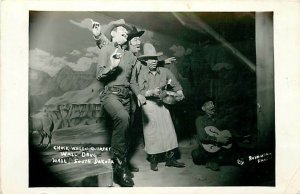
[191,99,240,171]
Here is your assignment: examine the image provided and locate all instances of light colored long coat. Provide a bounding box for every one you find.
[133,66,182,154]
[142,100,178,154]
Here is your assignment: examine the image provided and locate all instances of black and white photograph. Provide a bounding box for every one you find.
[28,11,274,187]
[1,1,300,194]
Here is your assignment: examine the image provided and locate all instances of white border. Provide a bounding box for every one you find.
[1,1,300,194]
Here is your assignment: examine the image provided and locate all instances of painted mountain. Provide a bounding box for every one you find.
[29,63,97,112]
[43,80,104,129]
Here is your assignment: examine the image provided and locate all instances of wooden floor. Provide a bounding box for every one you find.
[40,146,113,186]
[32,123,114,186]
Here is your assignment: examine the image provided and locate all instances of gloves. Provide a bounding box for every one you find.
[92,20,101,38]
[164,57,176,64]
[110,48,122,69]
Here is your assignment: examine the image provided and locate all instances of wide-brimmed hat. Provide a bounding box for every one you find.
[104,19,133,41]
[127,26,145,41]
[197,96,215,110]
[138,43,163,60]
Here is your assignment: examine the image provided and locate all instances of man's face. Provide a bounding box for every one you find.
[128,37,142,55]
[202,101,215,116]
[111,26,128,45]
[146,58,158,71]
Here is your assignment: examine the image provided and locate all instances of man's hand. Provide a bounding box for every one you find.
[91,20,101,37]
[152,87,161,96]
[110,48,122,69]
[164,57,176,64]
[175,90,185,101]
[216,136,230,144]
[137,94,146,107]
[145,87,161,97]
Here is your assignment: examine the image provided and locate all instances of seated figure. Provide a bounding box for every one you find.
[192,99,241,171]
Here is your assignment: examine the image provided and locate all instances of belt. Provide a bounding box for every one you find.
[105,85,130,97]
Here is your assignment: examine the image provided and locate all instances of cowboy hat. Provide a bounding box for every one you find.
[138,43,163,60]
[127,26,145,41]
[103,19,133,41]
[197,95,215,110]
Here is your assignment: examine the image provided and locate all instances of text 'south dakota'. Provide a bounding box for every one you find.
[51,158,113,164]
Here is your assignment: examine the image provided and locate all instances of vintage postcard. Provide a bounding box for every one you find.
[1,1,300,194]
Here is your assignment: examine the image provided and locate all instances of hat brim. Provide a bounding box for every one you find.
[104,23,133,41]
[198,96,215,110]
[138,52,163,60]
[127,31,145,41]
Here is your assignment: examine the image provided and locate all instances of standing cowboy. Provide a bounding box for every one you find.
[133,43,186,171]
[96,19,142,187]
[93,21,146,174]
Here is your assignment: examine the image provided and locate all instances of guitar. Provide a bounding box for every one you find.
[201,126,232,153]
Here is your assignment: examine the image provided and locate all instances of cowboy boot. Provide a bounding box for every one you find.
[149,154,158,171]
[112,157,134,187]
[165,150,186,168]
[128,164,139,172]
[205,161,220,171]
[124,158,135,178]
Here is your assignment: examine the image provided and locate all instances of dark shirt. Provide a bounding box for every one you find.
[130,60,143,95]
[96,44,140,93]
[195,114,223,144]
[94,33,110,49]
[132,66,182,96]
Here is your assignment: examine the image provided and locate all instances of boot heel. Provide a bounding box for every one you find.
[149,154,158,171]
[165,151,186,168]
[112,157,135,187]
[150,162,158,171]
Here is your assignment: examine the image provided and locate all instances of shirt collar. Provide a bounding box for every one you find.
[206,113,216,122]
[148,67,160,74]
